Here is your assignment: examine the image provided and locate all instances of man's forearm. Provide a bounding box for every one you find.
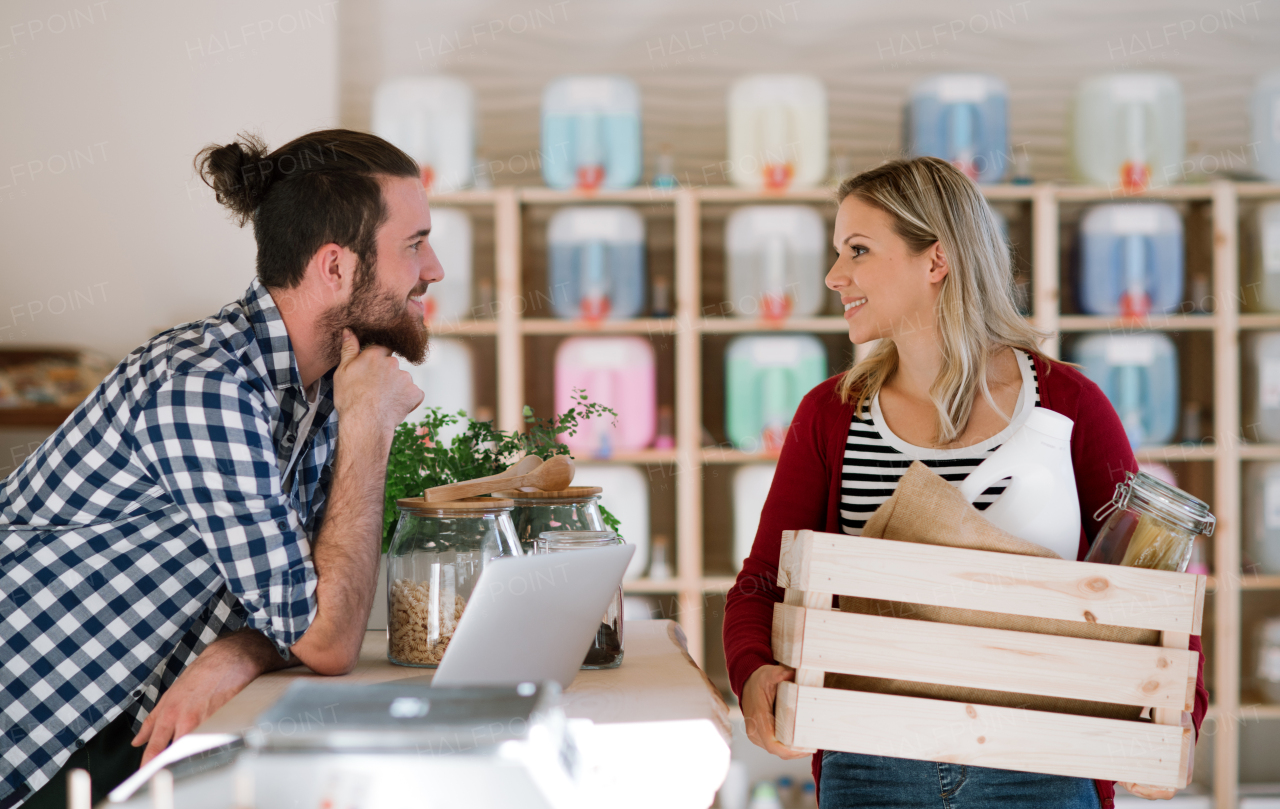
[289,421,390,674]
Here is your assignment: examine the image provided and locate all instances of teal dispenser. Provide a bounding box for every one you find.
[725,335,827,452]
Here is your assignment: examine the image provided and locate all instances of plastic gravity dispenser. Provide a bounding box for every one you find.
[1077,203,1184,318]
[554,336,656,455]
[546,206,646,321]
[541,75,642,191]
[1072,72,1184,193]
[906,73,1010,184]
[1072,332,1179,448]
[727,74,828,190]
[725,206,827,321]
[372,76,476,193]
[957,407,1081,560]
[724,335,827,452]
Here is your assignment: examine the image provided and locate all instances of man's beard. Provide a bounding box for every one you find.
[320,259,429,366]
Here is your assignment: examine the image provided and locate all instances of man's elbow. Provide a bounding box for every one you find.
[290,637,360,676]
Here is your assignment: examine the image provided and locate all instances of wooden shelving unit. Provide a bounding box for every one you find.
[430,181,1280,808]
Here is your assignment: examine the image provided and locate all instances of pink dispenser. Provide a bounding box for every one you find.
[554,336,656,456]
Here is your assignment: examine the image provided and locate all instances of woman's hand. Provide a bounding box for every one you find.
[741,665,811,760]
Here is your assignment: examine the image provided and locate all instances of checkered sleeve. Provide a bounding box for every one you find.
[131,371,318,658]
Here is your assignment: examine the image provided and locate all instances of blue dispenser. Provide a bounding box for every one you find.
[546,206,646,320]
[906,74,1009,184]
[541,75,642,190]
[1078,203,1184,317]
[1072,333,1179,448]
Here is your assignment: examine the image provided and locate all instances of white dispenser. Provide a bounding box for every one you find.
[398,337,474,444]
[725,206,827,320]
[727,74,828,190]
[423,207,472,322]
[1253,70,1280,182]
[733,463,777,571]
[574,462,650,582]
[372,76,476,193]
[957,408,1081,560]
[1072,72,1184,192]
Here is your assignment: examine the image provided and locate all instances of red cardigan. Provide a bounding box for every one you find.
[722,354,1209,809]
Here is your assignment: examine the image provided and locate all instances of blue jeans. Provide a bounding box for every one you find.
[820,751,1102,809]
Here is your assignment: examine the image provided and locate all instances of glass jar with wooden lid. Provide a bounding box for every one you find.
[490,486,606,554]
[386,496,522,667]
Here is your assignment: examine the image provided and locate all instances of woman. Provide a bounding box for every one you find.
[722,157,1208,809]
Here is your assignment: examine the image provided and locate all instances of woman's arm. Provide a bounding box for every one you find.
[723,383,840,700]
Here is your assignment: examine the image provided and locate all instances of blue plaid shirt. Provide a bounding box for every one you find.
[0,280,337,806]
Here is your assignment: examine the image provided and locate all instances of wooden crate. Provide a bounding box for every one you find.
[771,530,1206,788]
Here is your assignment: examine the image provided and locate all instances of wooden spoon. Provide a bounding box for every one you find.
[423,455,575,502]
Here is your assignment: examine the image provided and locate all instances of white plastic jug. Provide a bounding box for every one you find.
[573,462,650,582]
[957,407,1081,560]
[1245,202,1280,313]
[725,206,827,320]
[398,337,474,444]
[1244,462,1280,575]
[1253,70,1280,182]
[727,74,827,190]
[1246,331,1280,443]
[733,463,777,571]
[372,76,475,193]
[1072,72,1184,192]
[424,207,472,322]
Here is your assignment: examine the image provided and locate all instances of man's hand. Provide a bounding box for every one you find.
[741,664,810,760]
[131,629,293,765]
[1119,711,1195,800]
[333,329,423,436]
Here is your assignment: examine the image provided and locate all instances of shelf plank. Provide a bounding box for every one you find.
[1055,184,1216,202]
[701,576,738,592]
[699,317,850,333]
[1056,314,1218,332]
[701,448,781,464]
[1242,575,1280,590]
[519,187,679,204]
[426,189,498,205]
[427,319,498,336]
[0,406,75,428]
[574,449,679,465]
[1238,444,1280,460]
[1237,314,1280,330]
[623,578,683,593]
[1232,183,1280,199]
[519,318,681,335]
[695,186,836,203]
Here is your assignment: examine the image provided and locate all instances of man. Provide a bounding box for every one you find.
[0,129,439,808]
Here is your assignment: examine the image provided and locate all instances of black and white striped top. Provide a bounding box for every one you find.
[840,349,1042,535]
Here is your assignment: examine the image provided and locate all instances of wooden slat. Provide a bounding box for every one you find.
[1153,631,1197,728]
[777,682,1191,788]
[783,531,1204,634]
[772,604,1194,710]
[776,531,797,589]
[781,591,832,688]
[1031,183,1059,359]
[493,188,523,434]
[673,187,704,665]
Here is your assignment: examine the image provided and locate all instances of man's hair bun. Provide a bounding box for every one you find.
[194,133,272,225]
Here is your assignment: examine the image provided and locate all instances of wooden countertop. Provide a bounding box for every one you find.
[192,619,732,809]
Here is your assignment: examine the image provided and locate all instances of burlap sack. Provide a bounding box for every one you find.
[827,461,1155,721]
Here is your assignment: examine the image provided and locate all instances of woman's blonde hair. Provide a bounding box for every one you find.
[835,156,1050,445]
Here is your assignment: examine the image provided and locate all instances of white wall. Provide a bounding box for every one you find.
[0,0,338,361]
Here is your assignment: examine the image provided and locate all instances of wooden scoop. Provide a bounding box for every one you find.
[424,455,575,502]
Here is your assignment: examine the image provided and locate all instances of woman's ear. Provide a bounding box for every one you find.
[928,241,950,285]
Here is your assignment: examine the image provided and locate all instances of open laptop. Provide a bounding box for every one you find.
[427,544,635,689]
